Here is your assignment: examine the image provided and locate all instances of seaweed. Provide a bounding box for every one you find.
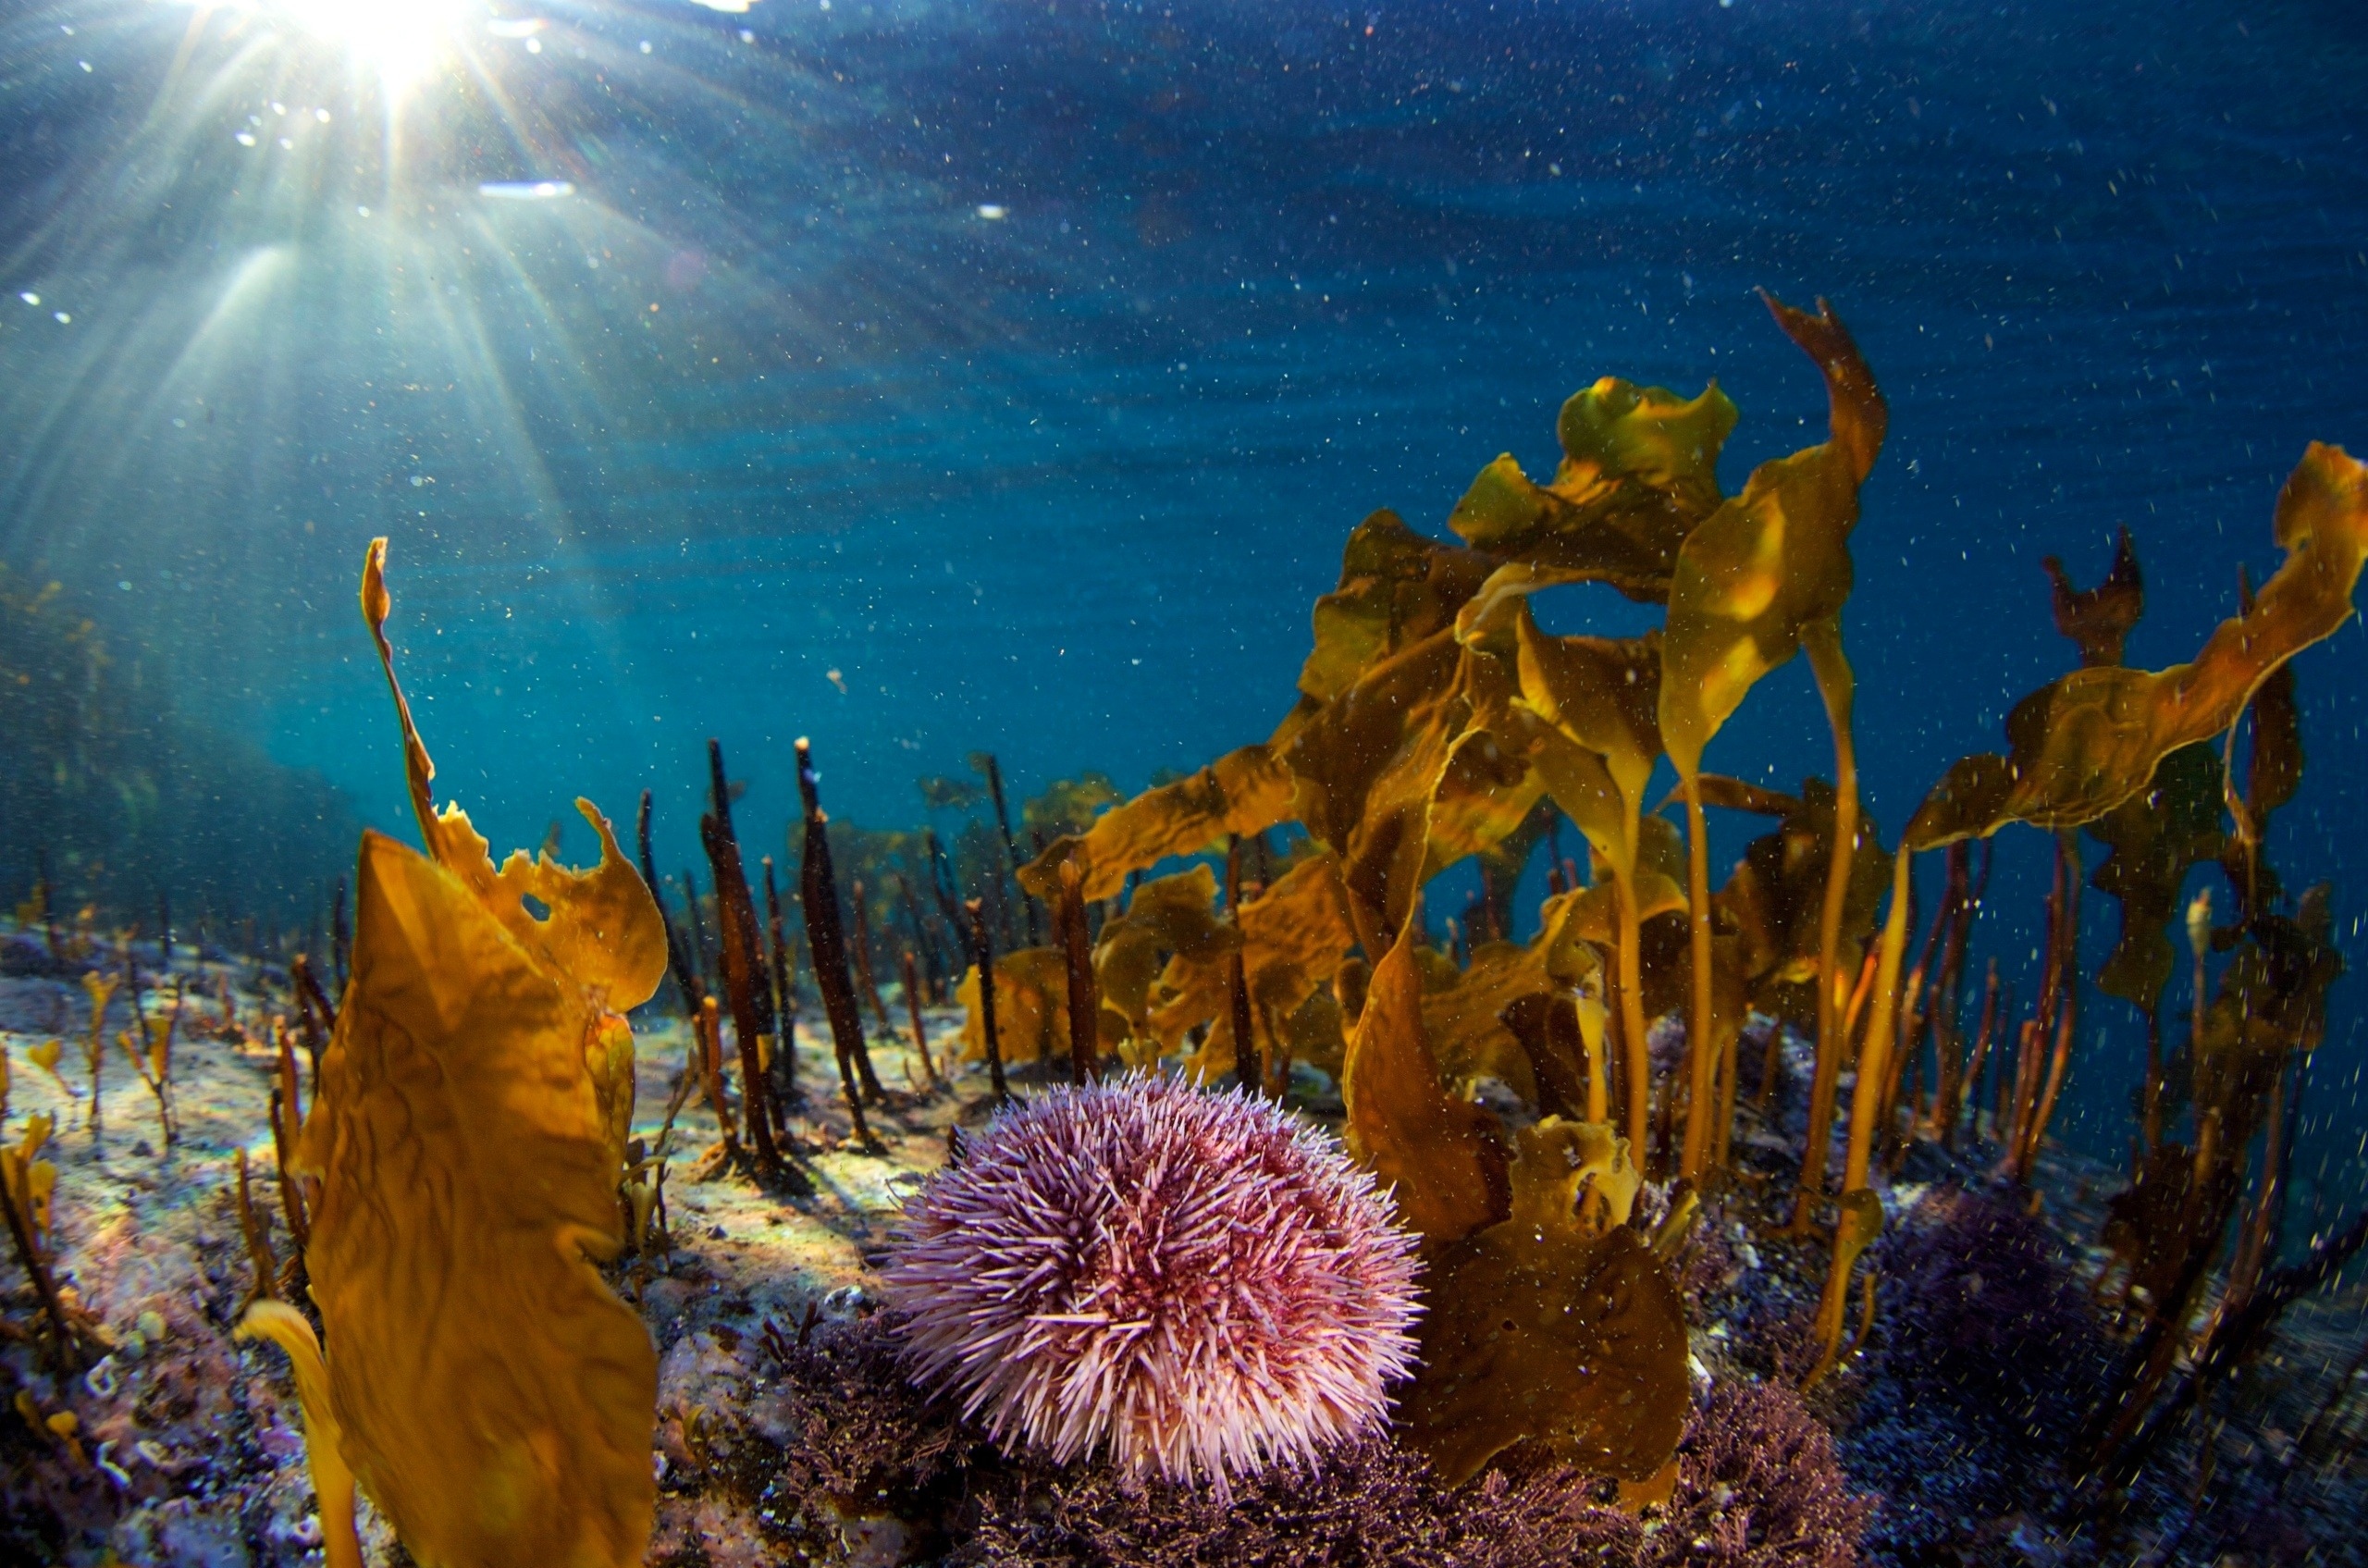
[253,539,670,1568]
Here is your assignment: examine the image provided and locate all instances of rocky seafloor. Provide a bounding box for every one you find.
[0,936,2361,1568]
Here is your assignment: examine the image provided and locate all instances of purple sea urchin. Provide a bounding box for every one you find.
[881,1073,1422,1498]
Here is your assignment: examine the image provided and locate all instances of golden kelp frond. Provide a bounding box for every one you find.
[1716,777,1892,1015]
[956,947,1070,1065]
[2193,900,2343,1110]
[1907,442,2368,848]
[297,832,659,1568]
[1018,744,1294,903]
[1514,616,1661,812]
[1414,943,1549,1104]
[1447,377,1739,603]
[1341,927,1508,1249]
[360,540,669,1014]
[2086,743,2225,1010]
[1022,772,1122,838]
[1091,867,1230,1045]
[1295,509,1498,707]
[1658,293,1886,782]
[2046,526,2145,668]
[238,1303,362,1568]
[1240,852,1359,1026]
[1400,1118,1686,1484]
[1285,631,1474,948]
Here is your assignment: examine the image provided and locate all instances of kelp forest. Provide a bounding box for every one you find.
[3,293,2366,1568]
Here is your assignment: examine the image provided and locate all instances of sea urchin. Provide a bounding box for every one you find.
[881,1073,1422,1498]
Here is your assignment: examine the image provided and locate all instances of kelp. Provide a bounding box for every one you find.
[1511,617,1664,1153]
[1018,745,1295,905]
[1906,443,2368,849]
[281,540,664,1568]
[1399,1117,1688,1484]
[1444,377,1738,604]
[956,946,1072,1068]
[2045,527,2144,669]
[1340,926,1507,1250]
[1658,294,1887,1179]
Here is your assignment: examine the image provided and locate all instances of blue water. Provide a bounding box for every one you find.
[4,0,2366,1193]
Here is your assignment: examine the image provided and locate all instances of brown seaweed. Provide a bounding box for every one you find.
[796,738,884,1147]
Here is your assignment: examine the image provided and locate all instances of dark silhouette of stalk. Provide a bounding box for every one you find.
[893,873,944,999]
[1947,960,2001,1147]
[902,948,942,1090]
[926,832,965,925]
[1224,834,1260,1096]
[269,1033,311,1258]
[637,790,707,1016]
[848,880,894,1034]
[680,868,716,998]
[1055,860,1100,1085]
[967,897,1009,1105]
[762,856,799,1112]
[700,739,787,1187]
[290,955,335,1083]
[2090,1204,2368,1498]
[796,739,884,1147]
[157,889,172,969]
[34,848,60,962]
[974,752,1036,946]
[329,877,350,993]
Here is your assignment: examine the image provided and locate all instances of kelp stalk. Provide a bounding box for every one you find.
[1677,773,1717,1179]
[2013,833,2083,1183]
[1944,958,2001,1147]
[1792,619,1860,1231]
[1055,859,1100,1085]
[1224,833,1262,1097]
[796,739,883,1144]
[965,897,1010,1105]
[762,856,798,1111]
[974,751,1037,946]
[849,879,894,1035]
[1806,854,1913,1381]
[268,1032,312,1257]
[699,739,785,1185]
[901,947,942,1090]
[694,998,742,1166]
[237,1303,362,1568]
[234,1147,280,1306]
[637,791,707,1017]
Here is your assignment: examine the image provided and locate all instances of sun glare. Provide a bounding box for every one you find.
[265,0,472,93]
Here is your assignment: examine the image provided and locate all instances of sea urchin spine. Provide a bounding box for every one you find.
[882,1073,1420,1499]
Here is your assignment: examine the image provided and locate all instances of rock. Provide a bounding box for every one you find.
[110,1499,252,1568]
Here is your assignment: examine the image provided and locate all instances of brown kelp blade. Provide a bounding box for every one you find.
[359,540,669,1011]
[308,542,665,1568]
[1657,293,1887,781]
[1340,924,1508,1250]
[1019,743,1295,904]
[300,831,660,1568]
[1295,508,1500,707]
[2086,743,2225,1010]
[1907,443,2368,849]
[2046,526,2145,668]
[1447,377,1739,604]
[1400,1119,1687,1484]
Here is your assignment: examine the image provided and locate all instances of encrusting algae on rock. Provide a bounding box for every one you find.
[245,538,670,1568]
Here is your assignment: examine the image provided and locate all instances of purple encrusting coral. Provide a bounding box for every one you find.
[880,1072,1422,1498]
